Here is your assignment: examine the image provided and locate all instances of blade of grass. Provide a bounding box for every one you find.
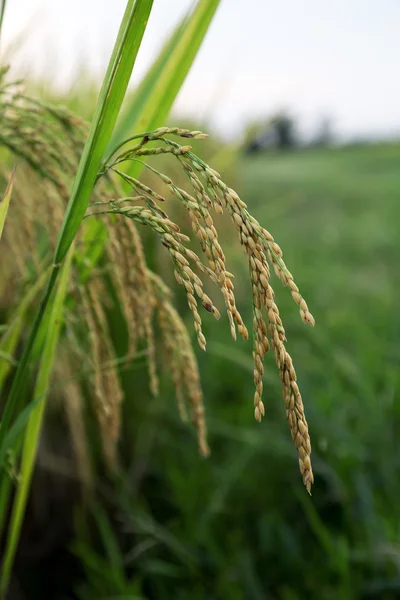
[0,247,73,598]
[135,0,220,127]
[0,393,44,469]
[110,0,220,181]
[0,0,153,462]
[55,0,153,261]
[108,6,189,152]
[0,167,14,240]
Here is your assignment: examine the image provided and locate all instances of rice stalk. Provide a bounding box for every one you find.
[95,127,315,491]
[0,80,314,561]
[0,97,315,492]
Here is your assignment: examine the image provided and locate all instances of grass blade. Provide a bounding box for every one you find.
[111,0,220,179]
[0,167,15,240]
[0,248,73,598]
[109,7,189,151]
[54,0,154,262]
[136,0,220,128]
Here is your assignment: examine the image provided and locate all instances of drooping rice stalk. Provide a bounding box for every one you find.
[0,71,314,490]
[0,80,316,490]
[0,76,316,500]
[89,126,316,492]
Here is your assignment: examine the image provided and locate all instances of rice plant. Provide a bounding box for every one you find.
[0,0,317,595]
[0,67,315,475]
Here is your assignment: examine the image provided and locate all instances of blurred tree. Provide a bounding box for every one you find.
[243,111,297,154]
[271,112,296,149]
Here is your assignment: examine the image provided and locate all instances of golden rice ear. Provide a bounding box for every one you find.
[95,129,314,491]
[280,353,314,494]
[0,77,315,492]
[202,170,313,491]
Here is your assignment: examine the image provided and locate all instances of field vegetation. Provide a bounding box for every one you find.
[0,1,399,598]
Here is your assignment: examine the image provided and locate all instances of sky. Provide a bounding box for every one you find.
[3,0,400,141]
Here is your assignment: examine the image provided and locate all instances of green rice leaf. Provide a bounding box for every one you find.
[110,0,221,179]
[108,7,189,151]
[54,0,154,263]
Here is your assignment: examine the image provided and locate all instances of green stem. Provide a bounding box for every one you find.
[100,131,151,173]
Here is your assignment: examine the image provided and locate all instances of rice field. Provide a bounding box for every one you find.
[1,0,400,598]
